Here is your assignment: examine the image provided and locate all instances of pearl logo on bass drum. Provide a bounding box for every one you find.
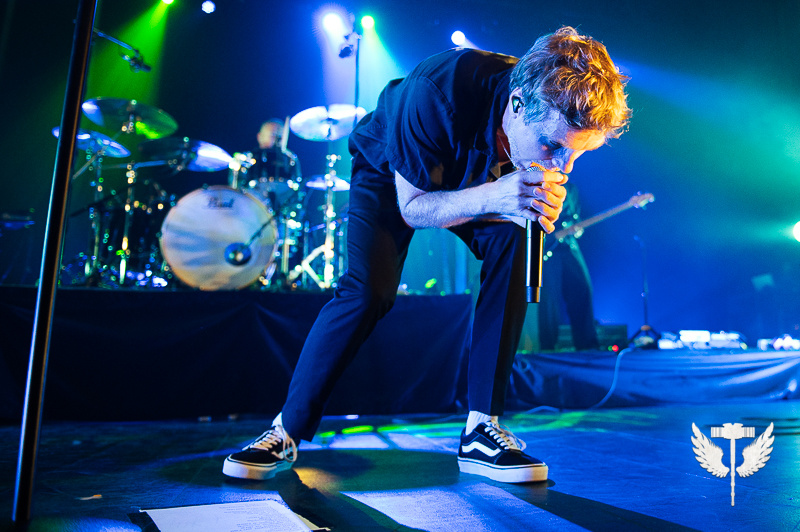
[207,196,235,209]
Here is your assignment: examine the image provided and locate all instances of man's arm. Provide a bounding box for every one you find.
[394,169,567,232]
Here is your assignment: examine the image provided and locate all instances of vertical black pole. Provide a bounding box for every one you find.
[12,0,97,524]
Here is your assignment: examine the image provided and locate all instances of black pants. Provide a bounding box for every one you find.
[281,154,529,441]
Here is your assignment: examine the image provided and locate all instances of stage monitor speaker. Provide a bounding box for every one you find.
[555,323,629,351]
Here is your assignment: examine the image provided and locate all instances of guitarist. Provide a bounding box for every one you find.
[538,182,600,351]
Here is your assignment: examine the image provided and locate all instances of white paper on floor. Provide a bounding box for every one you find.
[142,499,313,532]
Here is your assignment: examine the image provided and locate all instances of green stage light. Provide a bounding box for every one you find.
[361,15,375,30]
[84,4,169,111]
[341,425,374,435]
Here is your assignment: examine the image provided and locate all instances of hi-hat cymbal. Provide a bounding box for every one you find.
[290,104,366,142]
[51,127,131,158]
[138,137,232,172]
[305,174,350,191]
[82,98,178,139]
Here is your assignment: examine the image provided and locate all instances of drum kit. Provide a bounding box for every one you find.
[59,97,365,291]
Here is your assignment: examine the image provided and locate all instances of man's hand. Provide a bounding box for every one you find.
[394,167,567,232]
[492,166,568,233]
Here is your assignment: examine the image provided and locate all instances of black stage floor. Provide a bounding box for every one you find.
[2,399,798,531]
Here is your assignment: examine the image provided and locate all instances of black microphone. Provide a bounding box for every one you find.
[338,43,354,58]
[338,31,360,58]
[123,53,151,72]
[224,243,252,266]
[526,219,543,303]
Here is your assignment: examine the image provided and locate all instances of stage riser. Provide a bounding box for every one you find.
[506,349,800,410]
[0,287,472,422]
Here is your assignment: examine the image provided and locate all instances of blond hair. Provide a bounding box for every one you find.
[510,27,631,138]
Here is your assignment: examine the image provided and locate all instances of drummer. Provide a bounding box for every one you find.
[256,119,283,150]
[242,118,302,212]
[255,119,300,178]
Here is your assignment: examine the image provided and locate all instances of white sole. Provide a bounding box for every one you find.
[458,457,548,483]
[222,457,292,480]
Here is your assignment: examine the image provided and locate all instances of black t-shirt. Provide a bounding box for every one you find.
[348,48,517,193]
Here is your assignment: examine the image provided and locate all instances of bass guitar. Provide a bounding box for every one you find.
[548,191,654,248]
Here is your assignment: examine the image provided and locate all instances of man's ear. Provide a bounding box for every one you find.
[511,96,524,113]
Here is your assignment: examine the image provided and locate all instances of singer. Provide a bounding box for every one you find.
[223,27,630,483]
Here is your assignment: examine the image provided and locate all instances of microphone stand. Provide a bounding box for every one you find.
[353,30,361,131]
[92,28,150,72]
[629,234,660,348]
[14,0,98,524]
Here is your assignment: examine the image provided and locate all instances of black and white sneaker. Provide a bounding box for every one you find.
[457,421,548,483]
[222,425,297,480]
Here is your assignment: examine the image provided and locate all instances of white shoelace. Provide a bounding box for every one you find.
[246,425,298,463]
[485,421,526,452]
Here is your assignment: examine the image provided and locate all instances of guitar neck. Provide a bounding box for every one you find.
[553,202,636,240]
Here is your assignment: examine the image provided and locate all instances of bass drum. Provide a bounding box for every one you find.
[159,186,277,290]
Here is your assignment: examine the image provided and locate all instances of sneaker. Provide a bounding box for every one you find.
[457,421,548,483]
[222,425,297,480]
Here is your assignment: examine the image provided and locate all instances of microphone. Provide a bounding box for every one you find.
[224,243,252,266]
[338,31,360,58]
[338,43,355,58]
[526,219,543,303]
[525,161,548,304]
[122,52,151,73]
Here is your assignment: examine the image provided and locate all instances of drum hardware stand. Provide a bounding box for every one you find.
[228,152,256,190]
[337,214,348,278]
[116,112,146,286]
[77,143,111,286]
[117,161,139,285]
[288,153,342,290]
[67,137,121,286]
[279,183,305,281]
[281,216,292,277]
[85,149,107,285]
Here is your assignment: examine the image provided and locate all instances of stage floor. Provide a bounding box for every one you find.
[1,400,798,531]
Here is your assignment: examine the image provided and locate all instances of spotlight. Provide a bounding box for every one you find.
[793,221,800,242]
[161,0,174,4]
[451,30,466,46]
[322,12,345,34]
[361,15,375,30]
[201,1,215,13]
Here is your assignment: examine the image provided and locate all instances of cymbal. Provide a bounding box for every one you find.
[138,137,232,172]
[81,98,178,139]
[290,104,366,142]
[305,174,350,191]
[51,127,131,158]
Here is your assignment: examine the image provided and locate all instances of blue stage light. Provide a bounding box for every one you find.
[451,31,466,46]
[201,1,215,13]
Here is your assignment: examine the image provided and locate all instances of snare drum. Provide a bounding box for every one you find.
[159,186,277,290]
